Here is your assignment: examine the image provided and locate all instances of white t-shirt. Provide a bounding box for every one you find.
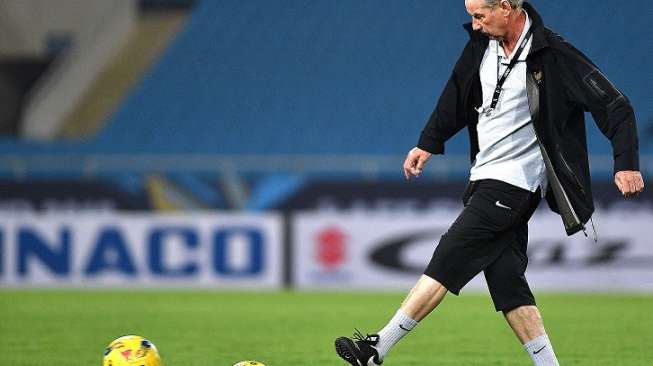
[469,10,547,196]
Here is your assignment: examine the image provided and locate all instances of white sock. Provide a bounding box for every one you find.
[375,309,418,360]
[524,334,560,366]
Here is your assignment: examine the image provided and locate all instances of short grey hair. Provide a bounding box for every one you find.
[485,0,523,9]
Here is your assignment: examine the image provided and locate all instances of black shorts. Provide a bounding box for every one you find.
[424,179,541,312]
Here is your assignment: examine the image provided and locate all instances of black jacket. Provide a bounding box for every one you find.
[417,2,639,235]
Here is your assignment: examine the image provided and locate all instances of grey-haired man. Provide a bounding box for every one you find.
[334,1,643,365]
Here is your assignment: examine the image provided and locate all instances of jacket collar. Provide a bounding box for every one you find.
[463,2,549,54]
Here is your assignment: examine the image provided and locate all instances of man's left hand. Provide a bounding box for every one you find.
[614,170,644,198]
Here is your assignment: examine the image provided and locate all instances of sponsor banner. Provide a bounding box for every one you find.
[0,213,283,288]
[293,209,653,291]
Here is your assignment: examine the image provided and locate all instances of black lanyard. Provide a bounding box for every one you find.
[480,27,533,117]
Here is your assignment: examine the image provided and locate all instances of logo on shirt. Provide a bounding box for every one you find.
[533,70,544,84]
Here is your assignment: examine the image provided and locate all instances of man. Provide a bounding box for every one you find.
[334,1,644,365]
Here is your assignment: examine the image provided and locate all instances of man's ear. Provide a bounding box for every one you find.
[499,0,513,16]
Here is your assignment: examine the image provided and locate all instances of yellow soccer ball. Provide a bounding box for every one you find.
[233,362,266,366]
[103,335,162,366]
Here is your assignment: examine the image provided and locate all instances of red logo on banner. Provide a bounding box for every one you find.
[315,227,347,271]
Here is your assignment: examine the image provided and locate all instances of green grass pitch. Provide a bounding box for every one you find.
[0,290,651,365]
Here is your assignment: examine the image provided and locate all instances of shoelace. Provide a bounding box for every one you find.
[353,328,379,345]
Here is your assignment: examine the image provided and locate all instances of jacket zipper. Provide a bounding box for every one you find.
[559,153,586,194]
[525,70,584,234]
[534,133,582,228]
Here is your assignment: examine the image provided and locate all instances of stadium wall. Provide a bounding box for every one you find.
[2,209,652,292]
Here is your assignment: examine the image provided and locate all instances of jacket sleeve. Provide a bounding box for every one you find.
[557,42,639,174]
[416,42,473,155]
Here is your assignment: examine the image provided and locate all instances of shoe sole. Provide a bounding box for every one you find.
[335,337,359,366]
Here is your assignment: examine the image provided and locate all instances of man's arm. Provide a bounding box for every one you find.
[416,69,469,155]
[404,42,474,179]
[557,42,644,197]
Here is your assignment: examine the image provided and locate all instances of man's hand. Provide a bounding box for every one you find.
[614,170,644,198]
[403,147,432,180]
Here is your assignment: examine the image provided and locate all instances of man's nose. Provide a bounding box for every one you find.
[472,19,482,31]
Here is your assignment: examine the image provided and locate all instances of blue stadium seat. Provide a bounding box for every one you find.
[95,0,653,156]
[1,0,651,160]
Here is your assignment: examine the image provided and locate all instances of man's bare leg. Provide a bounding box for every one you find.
[504,305,545,342]
[505,306,560,365]
[372,275,448,361]
[400,275,449,320]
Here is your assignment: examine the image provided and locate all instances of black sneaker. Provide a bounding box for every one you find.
[335,329,383,366]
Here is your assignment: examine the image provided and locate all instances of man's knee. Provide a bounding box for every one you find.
[503,305,547,343]
[504,305,542,324]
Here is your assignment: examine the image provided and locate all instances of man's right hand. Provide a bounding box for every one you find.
[403,147,432,180]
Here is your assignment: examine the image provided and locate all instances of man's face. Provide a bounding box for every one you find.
[464,0,509,40]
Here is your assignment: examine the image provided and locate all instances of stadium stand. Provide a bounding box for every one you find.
[95,0,653,156]
[58,8,190,140]
[1,0,651,155]
[0,0,650,210]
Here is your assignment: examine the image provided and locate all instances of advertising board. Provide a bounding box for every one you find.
[0,213,283,288]
[293,209,653,291]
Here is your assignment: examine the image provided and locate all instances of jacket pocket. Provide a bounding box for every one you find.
[583,69,621,105]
